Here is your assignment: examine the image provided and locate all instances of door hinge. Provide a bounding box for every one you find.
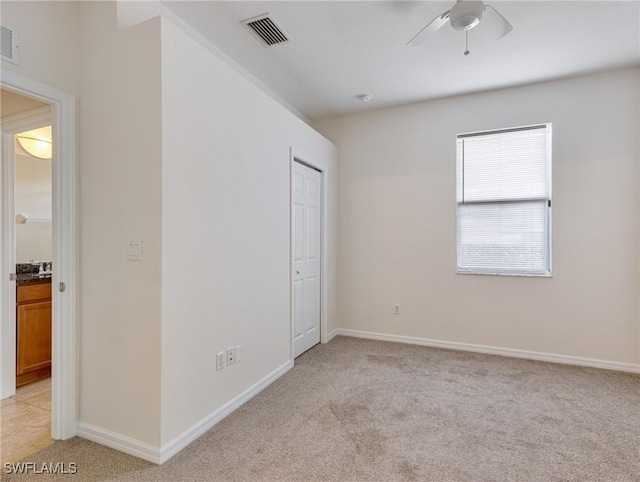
[59,282,66,292]
[9,273,16,281]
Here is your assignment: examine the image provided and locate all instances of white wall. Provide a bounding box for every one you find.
[0,1,80,95]
[78,2,162,446]
[160,18,337,445]
[314,68,640,366]
[15,154,52,262]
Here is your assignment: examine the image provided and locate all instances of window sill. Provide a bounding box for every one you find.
[457,271,552,278]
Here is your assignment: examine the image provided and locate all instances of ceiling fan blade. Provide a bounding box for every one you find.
[406,10,451,46]
[483,5,513,39]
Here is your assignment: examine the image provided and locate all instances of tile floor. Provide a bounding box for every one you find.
[0,378,53,463]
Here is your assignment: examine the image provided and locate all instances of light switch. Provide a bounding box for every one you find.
[127,239,143,262]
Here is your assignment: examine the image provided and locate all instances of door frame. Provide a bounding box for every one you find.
[0,70,78,440]
[290,150,328,361]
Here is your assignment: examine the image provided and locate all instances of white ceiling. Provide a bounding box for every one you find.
[163,1,640,120]
[1,89,47,118]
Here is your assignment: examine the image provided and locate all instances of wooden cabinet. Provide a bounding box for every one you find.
[16,282,52,386]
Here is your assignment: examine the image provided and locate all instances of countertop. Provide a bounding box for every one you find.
[16,273,52,286]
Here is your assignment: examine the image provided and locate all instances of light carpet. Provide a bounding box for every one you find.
[3,336,639,481]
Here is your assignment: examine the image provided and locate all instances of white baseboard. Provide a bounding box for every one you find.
[77,422,162,464]
[78,360,293,465]
[159,360,293,463]
[335,329,640,374]
[324,328,338,343]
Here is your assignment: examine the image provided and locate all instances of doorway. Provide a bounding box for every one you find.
[0,90,54,462]
[0,71,77,452]
[291,159,322,358]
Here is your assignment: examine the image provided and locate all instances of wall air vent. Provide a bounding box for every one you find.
[1,25,19,65]
[241,14,290,47]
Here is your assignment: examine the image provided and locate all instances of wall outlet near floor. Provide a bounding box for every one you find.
[394,304,400,315]
[227,347,236,365]
[235,344,243,363]
[216,351,226,371]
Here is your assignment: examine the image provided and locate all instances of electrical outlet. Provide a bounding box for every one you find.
[235,344,243,363]
[227,347,236,365]
[216,351,226,371]
[394,304,400,315]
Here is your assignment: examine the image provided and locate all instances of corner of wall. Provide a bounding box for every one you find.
[78,0,163,448]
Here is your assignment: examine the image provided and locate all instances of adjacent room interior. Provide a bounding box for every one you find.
[0,1,638,480]
[0,88,54,463]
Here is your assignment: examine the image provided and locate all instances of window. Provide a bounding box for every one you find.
[456,124,552,276]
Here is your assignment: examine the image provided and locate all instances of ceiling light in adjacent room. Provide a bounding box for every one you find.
[16,125,52,160]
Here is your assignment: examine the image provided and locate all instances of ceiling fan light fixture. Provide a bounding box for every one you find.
[449,1,484,31]
[407,0,512,50]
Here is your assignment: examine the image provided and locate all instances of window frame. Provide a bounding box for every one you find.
[456,123,553,277]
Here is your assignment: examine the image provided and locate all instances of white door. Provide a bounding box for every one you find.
[0,132,17,399]
[292,160,321,358]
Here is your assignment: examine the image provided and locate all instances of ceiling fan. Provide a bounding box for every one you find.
[407,0,513,55]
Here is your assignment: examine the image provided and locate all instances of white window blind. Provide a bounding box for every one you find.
[456,125,552,276]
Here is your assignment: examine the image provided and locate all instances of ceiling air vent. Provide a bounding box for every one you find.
[242,14,290,47]
[1,25,19,65]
